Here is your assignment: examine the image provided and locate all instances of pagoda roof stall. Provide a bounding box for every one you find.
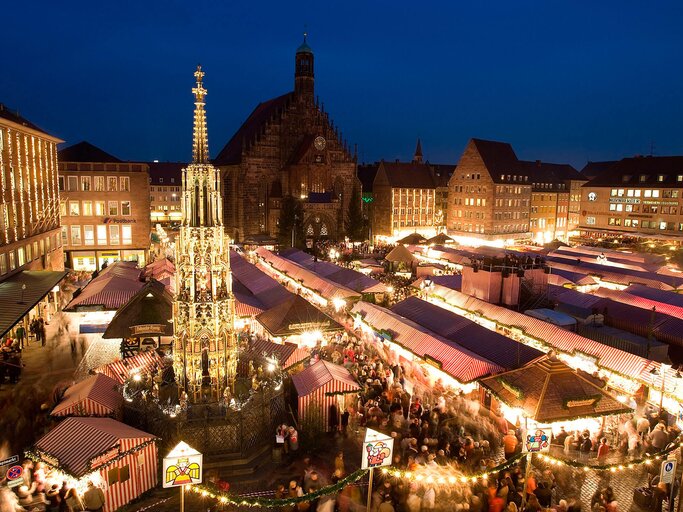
[256,295,343,341]
[479,356,633,429]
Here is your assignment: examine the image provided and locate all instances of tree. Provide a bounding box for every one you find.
[277,195,304,248]
[345,184,365,242]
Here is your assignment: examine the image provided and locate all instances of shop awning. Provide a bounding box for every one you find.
[0,270,68,338]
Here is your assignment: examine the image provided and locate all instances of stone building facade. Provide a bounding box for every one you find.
[0,104,64,277]
[148,161,184,226]
[58,141,151,271]
[214,36,358,242]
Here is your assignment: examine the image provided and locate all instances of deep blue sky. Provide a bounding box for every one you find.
[2,0,683,169]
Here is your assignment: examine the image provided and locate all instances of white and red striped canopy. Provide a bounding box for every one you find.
[52,374,123,418]
[95,350,162,384]
[34,417,155,478]
[292,360,360,397]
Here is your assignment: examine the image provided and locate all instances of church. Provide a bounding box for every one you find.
[214,35,358,242]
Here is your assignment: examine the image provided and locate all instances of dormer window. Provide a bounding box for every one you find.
[500,174,505,180]
[658,175,665,182]
[622,175,631,182]
[639,175,648,182]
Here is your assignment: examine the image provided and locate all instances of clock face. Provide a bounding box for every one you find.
[314,136,326,151]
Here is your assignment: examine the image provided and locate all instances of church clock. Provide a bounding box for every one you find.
[314,136,326,151]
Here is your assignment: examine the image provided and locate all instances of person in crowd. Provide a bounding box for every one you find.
[82,482,105,512]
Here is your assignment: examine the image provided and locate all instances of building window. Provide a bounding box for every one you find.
[0,254,6,275]
[83,226,94,246]
[82,201,93,216]
[60,202,67,216]
[658,175,665,182]
[108,201,118,216]
[109,225,120,245]
[121,201,131,216]
[159,178,164,183]
[17,247,25,267]
[9,251,15,270]
[95,201,105,216]
[81,176,91,191]
[67,176,78,191]
[122,225,132,245]
[58,176,65,191]
[69,201,80,216]
[120,176,130,191]
[70,226,82,245]
[94,176,105,191]
[640,175,648,182]
[107,176,118,191]
[97,225,107,245]
[61,226,68,245]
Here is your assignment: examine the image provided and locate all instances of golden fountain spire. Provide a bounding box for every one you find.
[191,64,209,164]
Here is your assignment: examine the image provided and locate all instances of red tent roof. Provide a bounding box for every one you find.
[51,374,122,417]
[292,360,360,397]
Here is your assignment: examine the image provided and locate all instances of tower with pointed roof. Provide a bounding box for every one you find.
[413,138,423,163]
[173,66,237,402]
[215,35,359,242]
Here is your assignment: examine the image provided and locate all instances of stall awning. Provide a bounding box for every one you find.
[0,270,68,338]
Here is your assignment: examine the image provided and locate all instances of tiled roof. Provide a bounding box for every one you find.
[584,156,683,187]
[230,251,293,309]
[580,160,618,180]
[470,138,518,177]
[147,162,184,185]
[102,280,173,339]
[34,417,154,477]
[357,164,379,194]
[379,161,437,189]
[58,141,122,163]
[0,103,52,136]
[214,92,294,165]
[292,360,360,397]
[256,295,342,337]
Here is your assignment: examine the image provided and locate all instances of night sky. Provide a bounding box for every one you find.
[2,0,683,169]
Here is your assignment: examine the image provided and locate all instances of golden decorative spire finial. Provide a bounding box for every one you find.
[191,64,209,163]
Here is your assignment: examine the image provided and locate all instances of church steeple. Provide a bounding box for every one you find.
[413,138,423,163]
[192,65,209,164]
[294,33,314,101]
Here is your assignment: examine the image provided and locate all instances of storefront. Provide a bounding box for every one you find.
[70,249,147,272]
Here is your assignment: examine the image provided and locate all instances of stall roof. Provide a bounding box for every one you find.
[0,270,68,338]
[280,249,387,294]
[256,295,343,337]
[426,233,455,245]
[51,374,122,417]
[244,338,310,369]
[391,297,542,369]
[94,349,163,384]
[524,308,577,328]
[34,417,155,477]
[231,251,293,309]
[292,360,360,397]
[255,248,360,301]
[396,233,427,245]
[102,280,173,339]
[385,245,417,264]
[352,301,503,383]
[625,284,683,308]
[479,356,633,423]
[65,262,144,311]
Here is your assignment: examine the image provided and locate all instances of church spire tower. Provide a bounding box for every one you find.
[174,65,237,402]
[294,32,314,101]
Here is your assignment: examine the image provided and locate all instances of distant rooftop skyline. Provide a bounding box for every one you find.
[2,0,682,169]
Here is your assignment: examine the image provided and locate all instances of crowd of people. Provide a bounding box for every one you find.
[0,460,106,512]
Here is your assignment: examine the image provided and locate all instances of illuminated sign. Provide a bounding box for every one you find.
[288,321,330,331]
[565,397,599,408]
[89,446,120,469]
[130,324,166,336]
[104,218,137,224]
[609,198,640,204]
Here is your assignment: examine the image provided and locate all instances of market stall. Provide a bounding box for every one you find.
[95,349,163,384]
[479,355,633,436]
[51,374,123,419]
[31,417,158,512]
[292,360,361,432]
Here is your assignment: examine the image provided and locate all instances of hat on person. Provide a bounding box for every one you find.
[421,445,428,452]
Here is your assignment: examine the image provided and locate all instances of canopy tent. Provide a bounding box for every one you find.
[65,262,144,312]
[0,270,67,338]
[102,280,173,339]
[396,232,427,245]
[385,244,417,264]
[426,233,455,245]
[51,374,123,418]
[142,257,175,281]
[256,295,343,339]
[244,337,310,370]
[479,356,633,425]
[292,360,361,432]
[32,417,157,512]
[94,349,163,384]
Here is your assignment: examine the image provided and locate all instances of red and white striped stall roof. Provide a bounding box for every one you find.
[234,298,265,318]
[292,360,361,397]
[351,302,503,383]
[430,284,661,382]
[52,374,123,418]
[34,417,155,478]
[65,262,145,311]
[95,350,163,384]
